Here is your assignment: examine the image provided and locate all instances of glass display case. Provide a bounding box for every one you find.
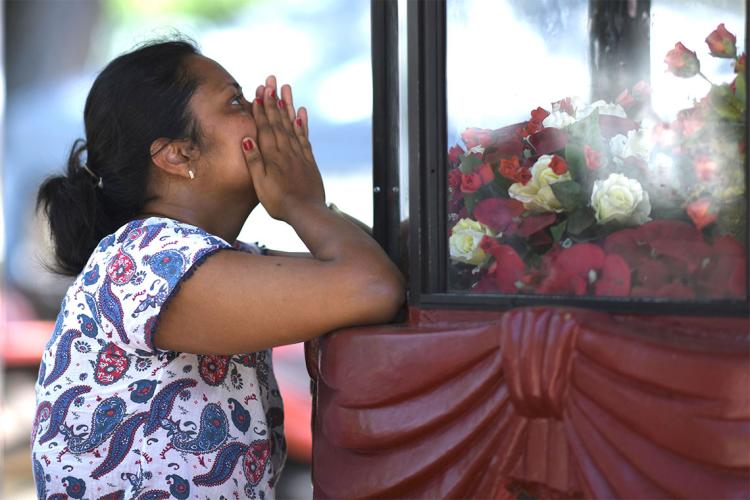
[309,1,749,499]
[442,0,747,306]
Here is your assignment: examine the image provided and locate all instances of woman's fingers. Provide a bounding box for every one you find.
[263,85,291,148]
[265,75,277,98]
[294,106,314,163]
[280,84,296,123]
[297,106,310,137]
[275,91,304,157]
[241,136,264,177]
[253,92,277,152]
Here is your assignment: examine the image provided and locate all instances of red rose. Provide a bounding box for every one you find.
[553,97,575,115]
[483,242,525,293]
[665,42,700,77]
[517,213,557,237]
[448,145,465,165]
[735,53,746,73]
[686,198,717,231]
[548,155,568,175]
[473,198,524,233]
[477,163,495,185]
[460,172,482,193]
[616,89,635,109]
[528,127,569,155]
[594,254,631,297]
[538,268,587,295]
[583,145,604,170]
[530,106,550,123]
[448,168,463,191]
[520,120,544,138]
[517,168,532,185]
[499,156,521,180]
[461,128,493,149]
[705,23,737,58]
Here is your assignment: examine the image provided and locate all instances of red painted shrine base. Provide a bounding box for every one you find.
[306,307,750,499]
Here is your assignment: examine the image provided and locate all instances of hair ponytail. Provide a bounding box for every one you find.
[37,139,113,275]
[36,38,201,276]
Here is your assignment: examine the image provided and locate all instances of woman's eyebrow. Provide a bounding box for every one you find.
[225,82,242,93]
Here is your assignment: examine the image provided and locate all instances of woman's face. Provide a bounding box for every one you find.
[185,55,257,202]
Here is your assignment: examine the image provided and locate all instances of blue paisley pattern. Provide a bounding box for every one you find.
[32,216,285,499]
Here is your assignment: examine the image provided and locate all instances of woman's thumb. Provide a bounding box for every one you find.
[241,137,263,174]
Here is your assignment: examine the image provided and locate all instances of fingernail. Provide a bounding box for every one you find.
[255,97,263,105]
[278,99,285,108]
[242,139,253,151]
[295,118,303,127]
[270,89,277,99]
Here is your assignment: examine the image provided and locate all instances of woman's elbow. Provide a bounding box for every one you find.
[362,272,406,323]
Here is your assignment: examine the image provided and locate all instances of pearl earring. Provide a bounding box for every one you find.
[188,170,195,180]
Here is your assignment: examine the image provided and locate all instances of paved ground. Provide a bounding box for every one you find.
[2,366,312,499]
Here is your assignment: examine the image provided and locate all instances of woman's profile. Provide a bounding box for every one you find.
[31,38,405,499]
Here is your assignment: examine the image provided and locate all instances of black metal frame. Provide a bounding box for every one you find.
[373,0,750,316]
[371,0,402,263]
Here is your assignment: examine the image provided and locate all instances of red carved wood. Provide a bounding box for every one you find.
[308,307,750,499]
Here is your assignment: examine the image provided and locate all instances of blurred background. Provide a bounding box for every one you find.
[1,0,374,498]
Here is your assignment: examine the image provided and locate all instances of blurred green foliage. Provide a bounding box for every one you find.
[104,0,264,23]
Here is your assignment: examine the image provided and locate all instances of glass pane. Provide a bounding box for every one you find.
[446,0,747,301]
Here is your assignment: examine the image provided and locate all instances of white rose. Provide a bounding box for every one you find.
[575,100,627,120]
[609,129,651,165]
[508,155,572,213]
[449,218,496,265]
[590,173,652,225]
[542,110,576,129]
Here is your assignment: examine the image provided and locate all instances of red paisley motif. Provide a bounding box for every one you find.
[243,439,271,486]
[95,342,130,385]
[198,355,230,386]
[106,250,136,285]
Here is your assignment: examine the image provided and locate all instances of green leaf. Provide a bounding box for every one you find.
[459,154,482,174]
[708,84,743,121]
[567,109,602,146]
[492,174,513,193]
[567,208,596,235]
[550,220,567,242]
[564,143,586,181]
[735,72,746,107]
[550,181,586,211]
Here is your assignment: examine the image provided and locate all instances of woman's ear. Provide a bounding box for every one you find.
[150,138,198,179]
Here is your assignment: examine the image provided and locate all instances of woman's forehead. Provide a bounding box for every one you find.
[189,55,237,92]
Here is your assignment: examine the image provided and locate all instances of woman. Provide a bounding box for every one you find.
[31,38,405,499]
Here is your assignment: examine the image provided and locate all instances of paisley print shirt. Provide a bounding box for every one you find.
[31,216,286,500]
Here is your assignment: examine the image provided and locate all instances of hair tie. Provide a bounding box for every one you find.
[81,162,103,189]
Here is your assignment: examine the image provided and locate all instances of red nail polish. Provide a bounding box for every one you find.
[271,89,277,99]
[295,118,303,127]
[256,97,264,105]
[242,139,253,151]
[278,99,285,108]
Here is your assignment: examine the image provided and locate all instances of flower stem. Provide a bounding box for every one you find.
[698,71,715,86]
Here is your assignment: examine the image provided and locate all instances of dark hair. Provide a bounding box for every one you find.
[37,38,203,276]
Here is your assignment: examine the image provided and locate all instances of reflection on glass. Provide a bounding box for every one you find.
[446,0,747,301]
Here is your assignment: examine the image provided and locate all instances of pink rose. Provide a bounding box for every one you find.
[665,42,700,78]
[705,23,737,58]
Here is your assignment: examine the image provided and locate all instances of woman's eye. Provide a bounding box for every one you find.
[231,94,244,105]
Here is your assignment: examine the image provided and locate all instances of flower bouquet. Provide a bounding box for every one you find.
[448,24,747,300]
